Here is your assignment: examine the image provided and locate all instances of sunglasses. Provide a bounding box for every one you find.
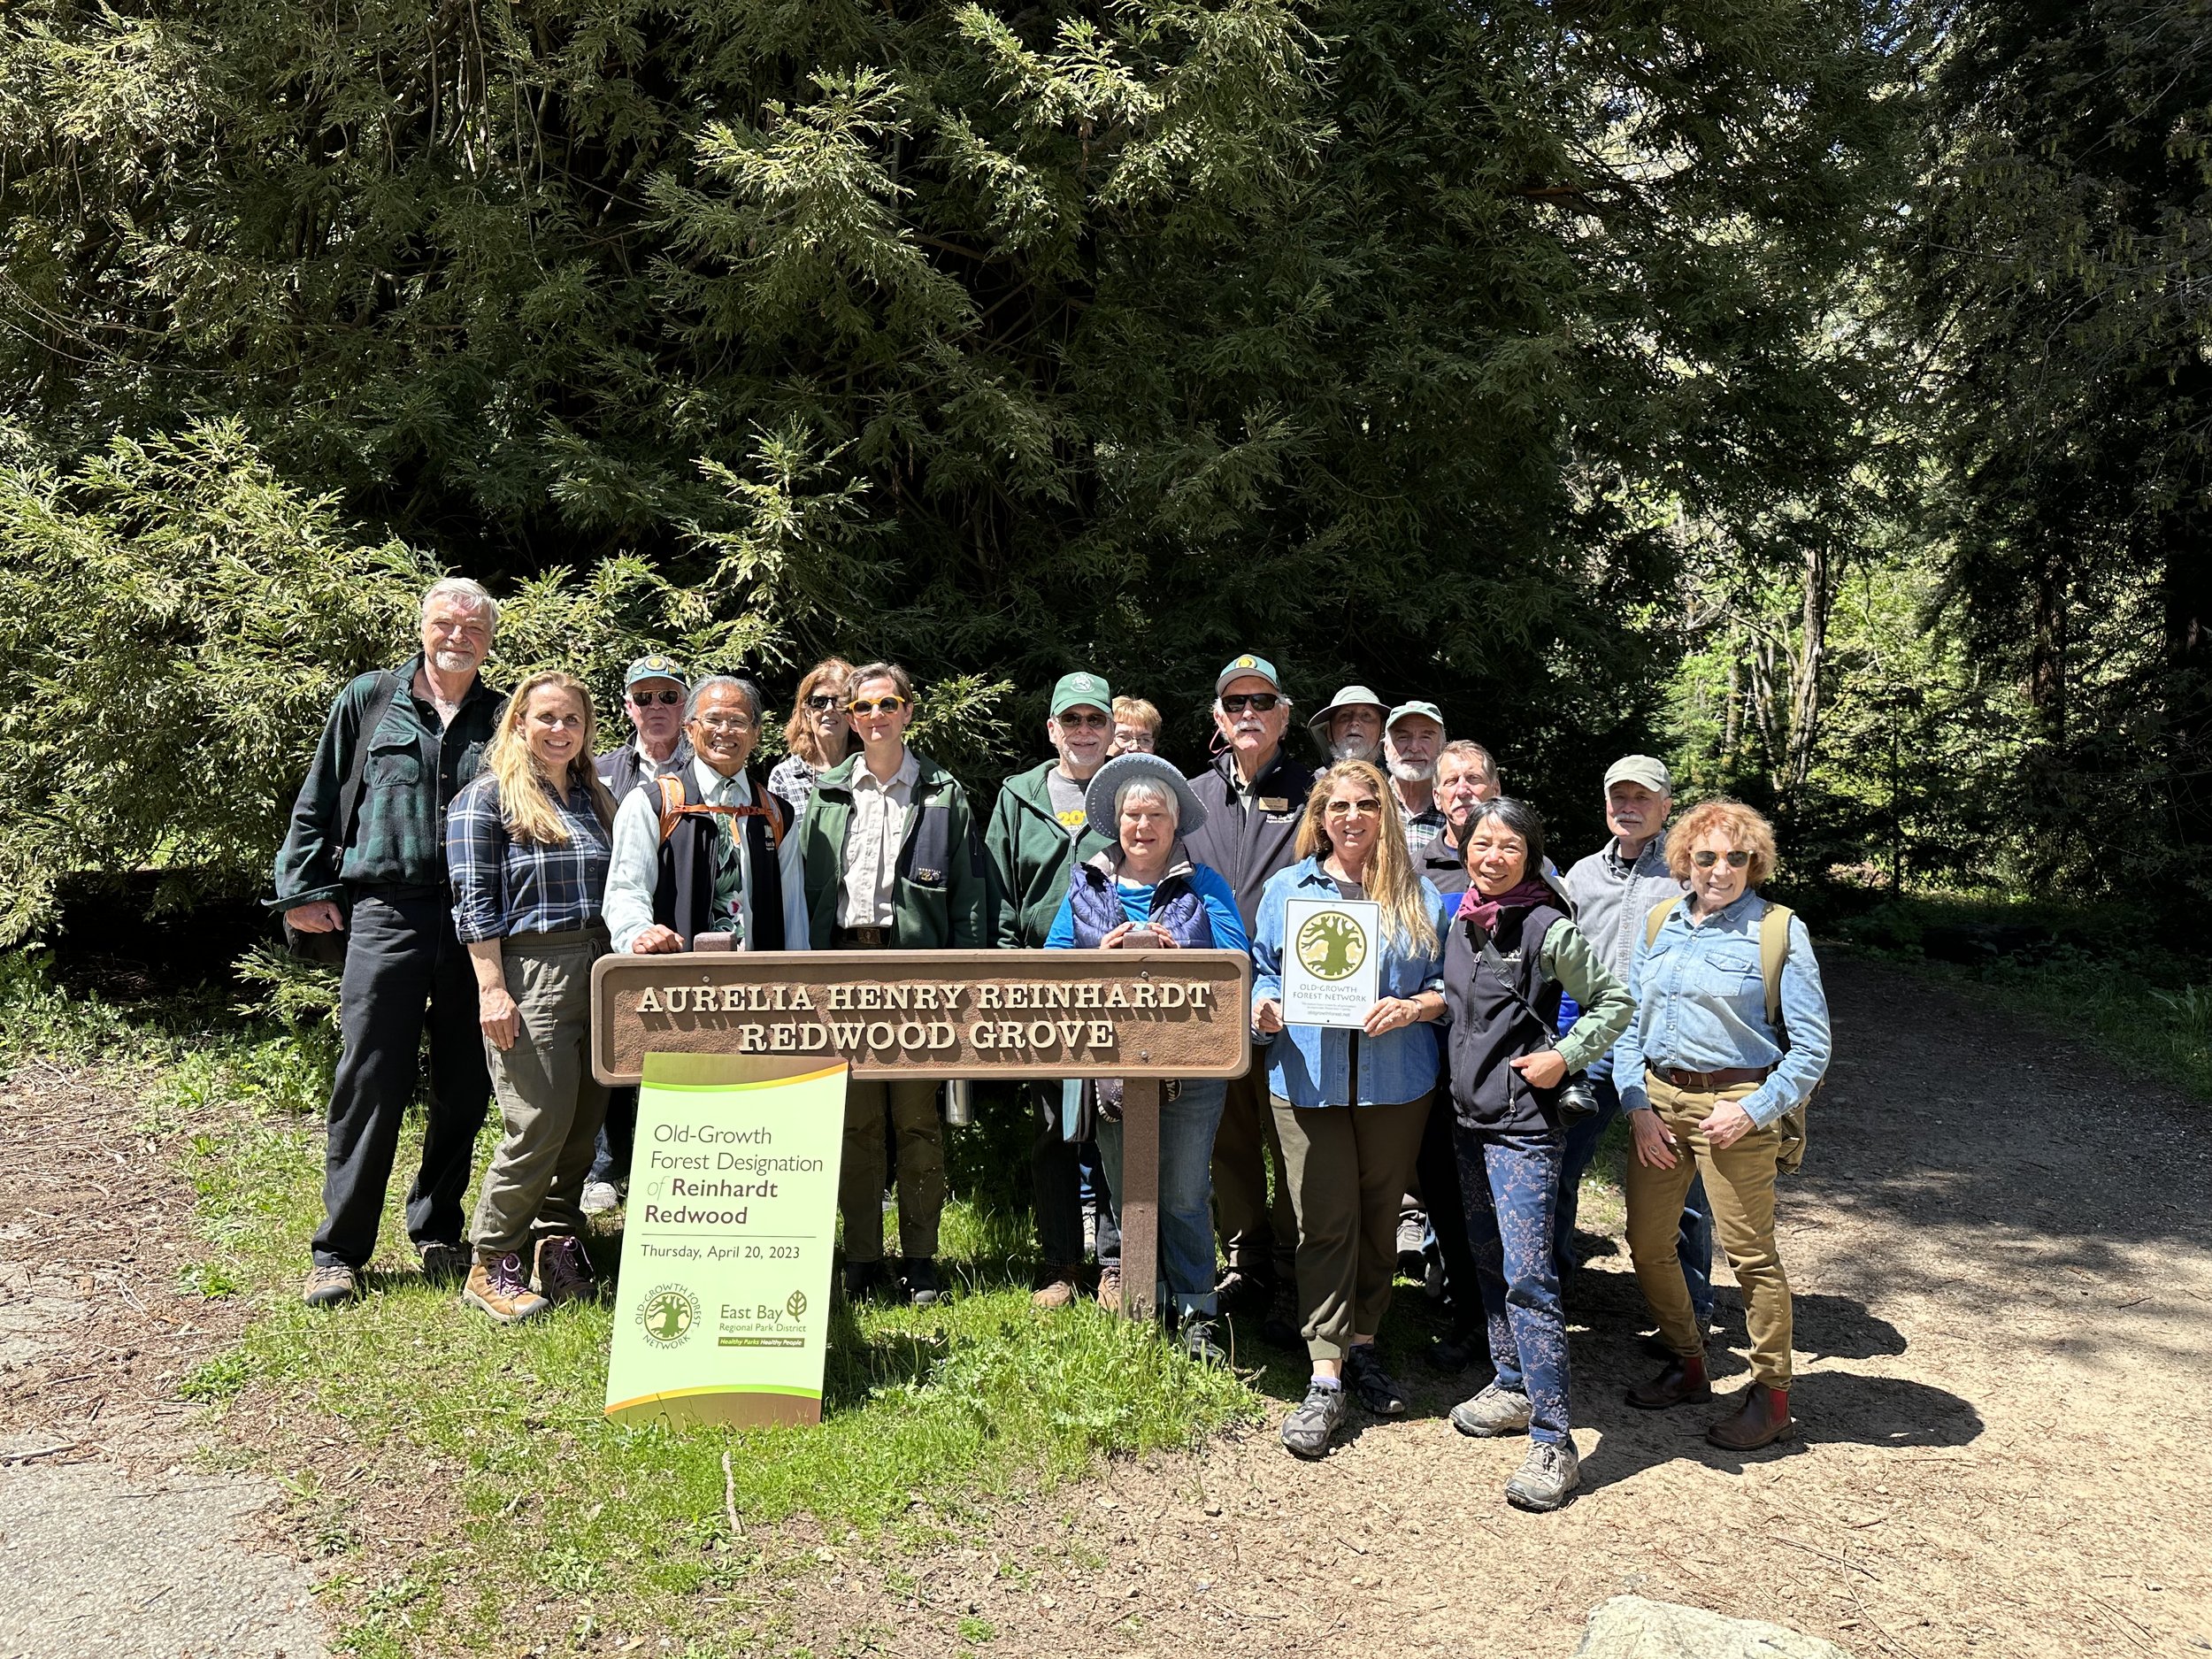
[804,693,841,710]
[848,695,910,716]
[1056,711,1110,729]
[1220,693,1281,714]
[1692,849,1752,869]
[1325,797,1383,818]
[629,688,684,707]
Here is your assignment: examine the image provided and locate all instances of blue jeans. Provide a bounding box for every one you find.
[1097,1078,1228,1317]
[1455,1125,1571,1444]
[1556,1075,1714,1325]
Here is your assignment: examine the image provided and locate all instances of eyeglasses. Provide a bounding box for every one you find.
[848,695,909,716]
[1325,797,1383,818]
[1056,711,1110,729]
[630,688,684,707]
[1691,849,1752,869]
[1220,693,1281,714]
[804,693,841,710]
[694,714,756,733]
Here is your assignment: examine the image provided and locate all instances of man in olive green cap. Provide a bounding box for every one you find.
[984,671,1123,1308]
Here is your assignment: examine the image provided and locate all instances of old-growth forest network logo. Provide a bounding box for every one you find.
[1295,909,1369,981]
[637,1284,700,1347]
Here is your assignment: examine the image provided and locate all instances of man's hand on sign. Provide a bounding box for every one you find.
[630,924,683,955]
[286,901,344,933]
[478,984,520,1051]
[1252,996,1285,1034]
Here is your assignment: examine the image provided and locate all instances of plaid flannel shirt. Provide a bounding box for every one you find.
[445,773,612,942]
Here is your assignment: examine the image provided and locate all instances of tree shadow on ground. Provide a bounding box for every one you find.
[820,1296,950,1411]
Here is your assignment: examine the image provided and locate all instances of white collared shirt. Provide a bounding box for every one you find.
[839,749,918,928]
[601,757,810,951]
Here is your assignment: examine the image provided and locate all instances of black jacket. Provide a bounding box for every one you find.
[1180,746,1317,937]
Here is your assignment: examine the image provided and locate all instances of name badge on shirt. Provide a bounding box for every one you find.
[914,869,942,884]
[1257,796,1289,811]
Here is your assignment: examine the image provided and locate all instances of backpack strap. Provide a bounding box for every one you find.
[1759,902,1794,1036]
[1642,895,1684,949]
[656,774,687,844]
[333,671,405,857]
[657,771,788,849]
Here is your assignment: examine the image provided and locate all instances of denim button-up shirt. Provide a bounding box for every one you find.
[1615,891,1832,1127]
[1250,858,1447,1108]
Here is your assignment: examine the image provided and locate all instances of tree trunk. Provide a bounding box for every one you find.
[1782,540,1832,797]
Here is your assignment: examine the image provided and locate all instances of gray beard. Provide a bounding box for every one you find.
[1330,736,1379,762]
[1389,758,1435,785]
[429,649,479,675]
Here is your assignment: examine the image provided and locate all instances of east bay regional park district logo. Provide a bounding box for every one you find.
[637,1284,700,1347]
[1295,908,1369,981]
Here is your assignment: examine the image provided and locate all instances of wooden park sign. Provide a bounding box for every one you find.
[591,949,1252,1322]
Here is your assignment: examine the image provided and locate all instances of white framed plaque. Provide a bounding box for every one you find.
[1281,897,1383,1029]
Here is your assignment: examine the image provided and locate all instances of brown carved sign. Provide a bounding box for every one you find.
[590,949,1251,1087]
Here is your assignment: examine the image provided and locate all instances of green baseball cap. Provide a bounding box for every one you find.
[1386,700,1445,732]
[623,653,688,690]
[1050,671,1113,718]
[1216,653,1285,696]
[1604,754,1672,794]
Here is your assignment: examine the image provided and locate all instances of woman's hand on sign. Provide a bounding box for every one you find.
[1699,1098,1756,1150]
[1361,996,1423,1036]
[1252,997,1285,1034]
[1102,921,1174,949]
[1510,1048,1568,1090]
[630,925,683,955]
[1630,1108,1678,1170]
[479,985,520,1051]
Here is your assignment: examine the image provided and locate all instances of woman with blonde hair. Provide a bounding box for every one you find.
[445,671,619,1323]
[1249,759,1448,1458]
[767,657,855,818]
[1617,798,1830,1452]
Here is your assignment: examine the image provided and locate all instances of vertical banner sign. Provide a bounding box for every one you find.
[604,1053,847,1428]
[1280,897,1384,1029]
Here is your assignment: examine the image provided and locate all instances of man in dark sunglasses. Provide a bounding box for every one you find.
[594,654,693,809]
[1179,653,1317,1345]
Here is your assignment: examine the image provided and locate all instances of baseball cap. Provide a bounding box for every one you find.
[624,653,688,690]
[1216,653,1285,696]
[1386,700,1445,731]
[1050,671,1113,718]
[1307,684,1387,732]
[1603,754,1673,794]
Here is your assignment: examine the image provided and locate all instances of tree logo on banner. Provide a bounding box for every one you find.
[1295,909,1369,982]
[637,1284,700,1347]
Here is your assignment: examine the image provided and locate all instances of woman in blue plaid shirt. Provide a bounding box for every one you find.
[445,670,619,1323]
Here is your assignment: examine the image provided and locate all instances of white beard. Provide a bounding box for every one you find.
[1388,757,1435,785]
[1331,735,1379,762]
[430,649,479,674]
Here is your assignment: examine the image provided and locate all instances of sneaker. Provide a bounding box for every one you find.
[417,1241,469,1286]
[1344,1343,1408,1416]
[1214,1268,1269,1314]
[1423,1253,1447,1302]
[1095,1265,1123,1313]
[302,1263,357,1309]
[1395,1211,1427,1281]
[1082,1209,1100,1262]
[533,1234,599,1305]
[1179,1316,1229,1367]
[902,1257,943,1307]
[1279,1379,1348,1459]
[1504,1438,1580,1512]
[464,1252,549,1323]
[1031,1267,1081,1310]
[1259,1282,1302,1349]
[579,1180,622,1215]
[844,1259,889,1302]
[1450,1379,1533,1438]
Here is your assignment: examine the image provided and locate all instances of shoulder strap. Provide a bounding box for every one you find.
[1759,902,1793,1033]
[656,774,687,843]
[1643,894,1684,949]
[1471,911,1563,1039]
[334,672,404,855]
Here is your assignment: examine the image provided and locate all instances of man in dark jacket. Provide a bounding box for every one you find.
[985,672,1121,1309]
[1420,740,1500,895]
[273,577,507,1310]
[1180,653,1315,1339]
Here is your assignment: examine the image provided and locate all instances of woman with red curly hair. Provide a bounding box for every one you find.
[1613,798,1832,1451]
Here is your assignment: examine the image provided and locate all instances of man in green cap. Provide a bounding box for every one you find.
[984,671,1122,1308]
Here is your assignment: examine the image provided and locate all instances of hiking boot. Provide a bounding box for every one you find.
[1344,1343,1408,1416]
[1031,1267,1081,1310]
[844,1259,890,1302]
[1259,1282,1302,1349]
[1179,1316,1229,1367]
[580,1180,622,1216]
[533,1234,600,1306]
[1213,1268,1269,1314]
[464,1252,549,1323]
[1279,1380,1347,1460]
[1504,1438,1580,1512]
[1627,1356,1712,1410]
[417,1241,469,1286]
[1095,1265,1123,1313]
[302,1263,357,1310]
[1451,1380,1532,1438]
[1707,1385,1794,1450]
[902,1257,943,1308]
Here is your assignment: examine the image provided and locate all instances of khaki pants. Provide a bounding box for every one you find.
[471,931,610,1257]
[1211,1062,1297,1284]
[840,1078,944,1263]
[1271,1094,1432,1363]
[1624,1075,1793,1388]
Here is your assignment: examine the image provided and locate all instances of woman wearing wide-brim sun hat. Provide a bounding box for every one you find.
[1044,752,1248,1363]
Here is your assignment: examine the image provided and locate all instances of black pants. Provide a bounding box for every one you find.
[311,888,492,1269]
[1416,1090,1482,1333]
[589,1088,637,1188]
[1031,1083,1120,1269]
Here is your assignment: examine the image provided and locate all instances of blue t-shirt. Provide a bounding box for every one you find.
[1044,864,1251,955]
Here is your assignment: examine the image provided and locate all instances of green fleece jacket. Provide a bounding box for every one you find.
[799,750,989,949]
[985,761,1113,948]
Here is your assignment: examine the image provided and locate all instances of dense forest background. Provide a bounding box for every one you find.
[4,0,2211,949]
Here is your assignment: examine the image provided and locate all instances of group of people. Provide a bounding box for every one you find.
[273,580,1832,1514]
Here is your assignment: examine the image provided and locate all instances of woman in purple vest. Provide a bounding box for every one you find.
[1045,752,1248,1363]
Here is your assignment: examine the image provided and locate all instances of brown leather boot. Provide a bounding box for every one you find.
[1626,1355,1712,1409]
[1707,1384,1794,1449]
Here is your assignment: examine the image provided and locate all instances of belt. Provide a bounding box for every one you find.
[835,925,891,948]
[505,925,609,949]
[1656,1064,1772,1092]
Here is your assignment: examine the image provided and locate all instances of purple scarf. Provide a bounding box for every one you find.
[1455,877,1555,936]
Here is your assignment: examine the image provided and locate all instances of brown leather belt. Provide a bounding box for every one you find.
[1657,1064,1773,1092]
[835,925,891,948]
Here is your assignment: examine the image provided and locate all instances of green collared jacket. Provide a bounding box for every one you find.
[984,761,1113,949]
[799,750,989,949]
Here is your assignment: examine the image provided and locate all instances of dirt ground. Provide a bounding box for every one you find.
[5,955,2210,1658]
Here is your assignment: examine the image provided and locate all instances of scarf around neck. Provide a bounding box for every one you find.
[1455,876,1555,937]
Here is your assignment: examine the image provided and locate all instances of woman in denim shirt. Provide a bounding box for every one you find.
[1617,798,1832,1452]
[1250,760,1447,1461]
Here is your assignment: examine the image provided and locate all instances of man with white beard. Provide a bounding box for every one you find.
[1304,685,1387,764]
[1383,701,1448,854]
